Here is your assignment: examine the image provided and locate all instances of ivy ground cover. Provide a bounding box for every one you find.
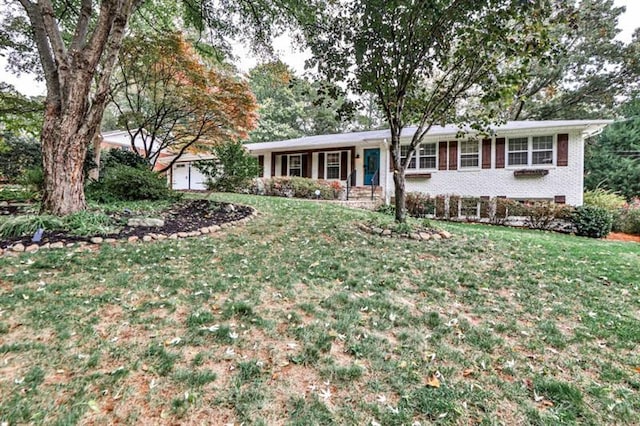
[0,193,638,425]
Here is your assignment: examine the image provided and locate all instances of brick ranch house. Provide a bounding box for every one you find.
[244,120,611,206]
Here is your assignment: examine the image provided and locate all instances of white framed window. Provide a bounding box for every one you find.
[460,140,480,168]
[401,143,436,170]
[508,137,529,166]
[508,135,554,166]
[418,143,437,169]
[532,136,554,165]
[326,152,341,179]
[288,154,302,176]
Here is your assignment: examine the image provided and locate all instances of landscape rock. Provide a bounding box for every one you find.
[105,238,116,243]
[431,234,442,240]
[372,227,384,234]
[90,237,103,244]
[12,243,25,252]
[168,233,178,239]
[127,218,165,227]
[128,236,139,243]
[50,242,65,249]
[66,243,75,248]
[440,230,452,239]
[419,232,431,240]
[40,243,50,249]
[209,225,221,232]
[382,229,392,236]
[223,204,236,213]
[410,233,421,240]
[26,244,39,252]
[178,232,189,238]
[142,235,153,242]
[156,234,167,241]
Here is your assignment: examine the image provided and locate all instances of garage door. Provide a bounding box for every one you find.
[172,163,190,190]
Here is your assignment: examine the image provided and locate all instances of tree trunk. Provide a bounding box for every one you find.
[393,167,407,223]
[40,102,93,215]
[18,0,139,216]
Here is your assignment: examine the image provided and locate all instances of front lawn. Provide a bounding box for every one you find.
[1,193,638,424]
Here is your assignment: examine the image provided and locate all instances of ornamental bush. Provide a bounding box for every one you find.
[86,165,177,202]
[253,177,342,199]
[572,205,613,238]
[405,192,435,217]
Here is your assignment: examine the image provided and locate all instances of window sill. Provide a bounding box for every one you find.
[513,169,550,177]
[406,173,432,179]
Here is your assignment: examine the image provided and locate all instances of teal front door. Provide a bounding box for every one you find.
[363,149,380,185]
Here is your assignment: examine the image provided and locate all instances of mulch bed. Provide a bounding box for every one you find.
[0,199,253,249]
[606,232,640,243]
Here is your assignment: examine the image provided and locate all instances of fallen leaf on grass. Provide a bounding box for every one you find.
[634,366,640,374]
[462,368,474,377]
[425,375,440,388]
[87,400,100,413]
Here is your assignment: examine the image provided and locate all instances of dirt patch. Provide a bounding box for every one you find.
[606,232,640,243]
[0,199,253,249]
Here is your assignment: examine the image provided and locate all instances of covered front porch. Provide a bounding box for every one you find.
[254,145,386,188]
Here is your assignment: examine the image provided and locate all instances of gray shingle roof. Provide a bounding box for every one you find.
[245,120,612,152]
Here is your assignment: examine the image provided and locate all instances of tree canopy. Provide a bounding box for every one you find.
[246,60,357,142]
[508,0,640,120]
[585,96,640,200]
[110,31,258,172]
[306,0,554,221]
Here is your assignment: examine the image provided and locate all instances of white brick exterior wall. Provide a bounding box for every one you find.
[382,129,585,205]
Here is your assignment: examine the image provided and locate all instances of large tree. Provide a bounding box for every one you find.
[4,0,141,214]
[584,96,640,200]
[247,60,356,142]
[507,0,638,120]
[306,0,553,222]
[110,32,257,172]
[2,0,312,215]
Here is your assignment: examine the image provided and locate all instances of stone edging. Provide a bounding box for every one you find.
[0,206,258,256]
[357,222,452,241]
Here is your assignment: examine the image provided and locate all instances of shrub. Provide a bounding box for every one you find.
[523,201,574,230]
[375,204,396,216]
[618,199,640,235]
[448,195,460,218]
[405,192,435,217]
[101,149,149,171]
[572,205,613,238]
[200,141,260,192]
[0,215,65,238]
[18,167,44,196]
[0,133,42,183]
[254,177,342,200]
[86,165,177,202]
[583,189,626,211]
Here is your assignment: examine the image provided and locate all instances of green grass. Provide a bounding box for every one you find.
[0,193,639,424]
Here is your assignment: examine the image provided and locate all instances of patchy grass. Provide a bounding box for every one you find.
[0,193,639,424]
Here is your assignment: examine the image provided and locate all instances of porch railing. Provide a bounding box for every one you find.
[346,170,356,200]
[370,169,379,200]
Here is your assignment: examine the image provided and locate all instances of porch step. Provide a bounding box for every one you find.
[345,186,382,201]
